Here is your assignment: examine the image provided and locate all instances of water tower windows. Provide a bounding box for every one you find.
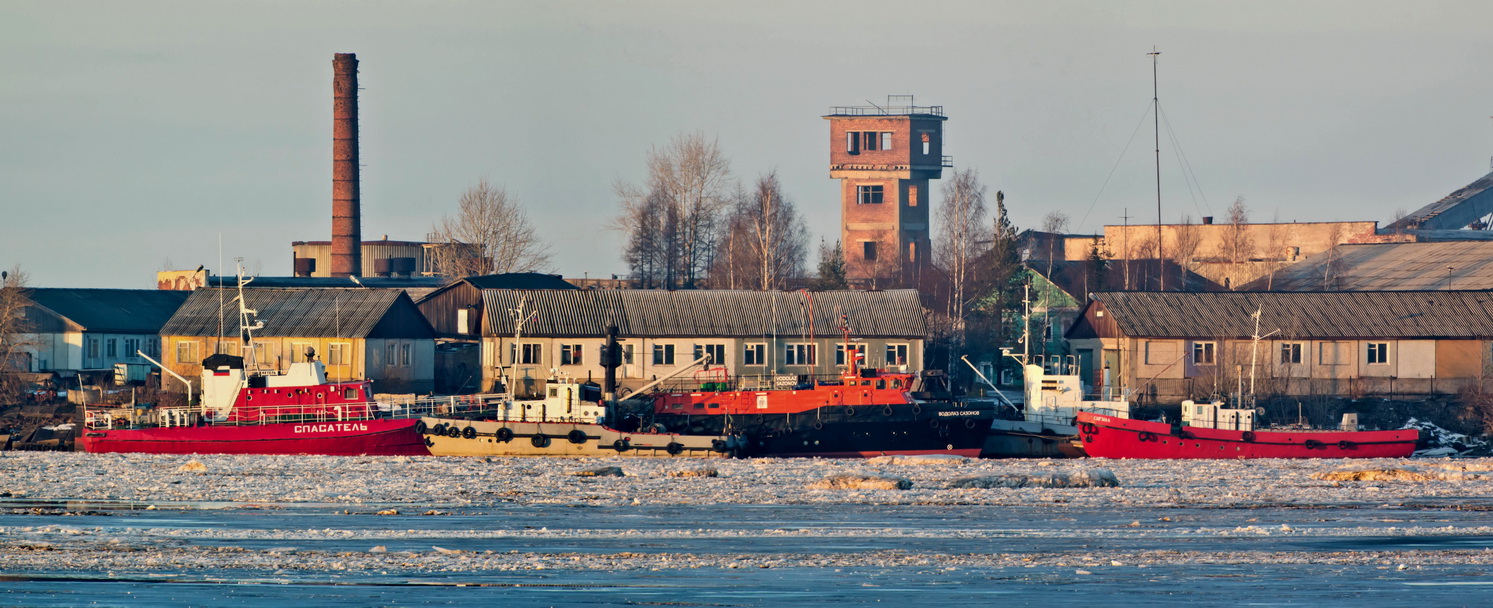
[921,132,931,155]
[907,241,917,263]
[857,185,884,205]
[908,184,918,207]
[863,241,878,261]
[846,132,893,154]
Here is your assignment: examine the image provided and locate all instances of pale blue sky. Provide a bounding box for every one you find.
[4,0,1491,287]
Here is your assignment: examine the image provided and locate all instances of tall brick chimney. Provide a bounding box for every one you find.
[331,53,362,278]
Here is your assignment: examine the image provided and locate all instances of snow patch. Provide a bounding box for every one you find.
[949,468,1120,489]
[809,474,912,490]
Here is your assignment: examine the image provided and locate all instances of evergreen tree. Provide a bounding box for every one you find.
[814,239,848,290]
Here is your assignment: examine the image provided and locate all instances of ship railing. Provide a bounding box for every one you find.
[92,393,513,429]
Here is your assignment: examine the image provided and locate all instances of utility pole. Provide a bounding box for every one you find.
[1150,47,1165,291]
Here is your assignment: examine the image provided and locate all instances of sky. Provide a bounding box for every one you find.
[4,0,1492,288]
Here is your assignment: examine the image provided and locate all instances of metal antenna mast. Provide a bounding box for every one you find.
[1150,47,1164,291]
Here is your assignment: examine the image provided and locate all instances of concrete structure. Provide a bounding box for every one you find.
[1385,166,1493,232]
[330,52,362,278]
[160,288,437,394]
[1066,291,1493,404]
[824,96,950,289]
[1099,220,1399,290]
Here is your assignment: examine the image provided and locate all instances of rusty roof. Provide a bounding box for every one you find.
[1247,241,1493,291]
[1082,291,1493,340]
[481,289,928,339]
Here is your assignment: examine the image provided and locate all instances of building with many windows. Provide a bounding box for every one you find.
[15,289,188,382]
[1065,291,1493,404]
[450,289,927,397]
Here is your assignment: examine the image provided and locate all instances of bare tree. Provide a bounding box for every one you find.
[1173,215,1203,291]
[714,170,808,290]
[1218,197,1254,289]
[1261,220,1290,290]
[1,266,37,406]
[936,168,990,341]
[614,132,734,290]
[428,180,552,278]
[1039,211,1070,277]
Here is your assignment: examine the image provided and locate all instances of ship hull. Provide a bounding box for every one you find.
[982,420,1085,458]
[1075,412,1418,459]
[417,417,739,458]
[656,404,992,459]
[78,419,429,456]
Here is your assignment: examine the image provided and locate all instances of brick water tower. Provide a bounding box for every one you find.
[825,96,949,288]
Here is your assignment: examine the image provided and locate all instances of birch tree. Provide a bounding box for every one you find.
[0,266,36,405]
[935,168,990,349]
[715,170,808,290]
[614,132,734,289]
[428,180,552,278]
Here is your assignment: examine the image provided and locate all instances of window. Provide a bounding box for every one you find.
[885,343,908,366]
[176,341,198,365]
[857,184,884,205]
[785,343,817,366]
[880,131,892,150]
[87,338,99,359]
[835,343,867,366]
[253,342,277,367]
[744,343,766,366]
[400,344,411,366]
[1191,341,1216,365]
[621,343,635,365]
[510,343,543,365]
[863,241,878,261]
[846,132,859,155]
[653,344,676,366]
[907,242,916,263]
[105,338,117,358]
[386,343,397,366]
[1280,343,1303,365]
[124,338,140,358]
[694,343,725,365]
[908,184,918,207]
[328,343,350,366]
[147,338,160,358]
[456,308,470,334]
[921,132,931,155]
[291,343,313,363]
[861,131,878,151]
[1367,342,1389,365]
[561,344,583,365]
[216,341,238,356]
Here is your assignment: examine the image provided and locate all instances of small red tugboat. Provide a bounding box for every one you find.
[79,270,486,456]
[1076,402,1418,460]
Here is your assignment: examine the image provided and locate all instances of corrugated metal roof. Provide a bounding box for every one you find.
[162,288,410,339]
[26,289,189,334]
[1386,171,1493,231]
[1250,241,1493,291]
[1089,291,1493,339]
[481,289,928,339]
[465,273,577,290]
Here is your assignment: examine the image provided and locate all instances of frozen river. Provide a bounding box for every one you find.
[3,453,1493,606]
